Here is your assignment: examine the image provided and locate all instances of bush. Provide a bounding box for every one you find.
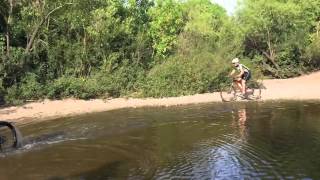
[46,76,100,99]
[0,79,6,105]
[140,53,230,97]
[306,35,320,69]
[46,63,145,100]
[2,73,45,104]
[95,63,146,97]
[4,85,23,105]
[19,73,45,100]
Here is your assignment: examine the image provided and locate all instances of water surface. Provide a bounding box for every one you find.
[1,101,320,180]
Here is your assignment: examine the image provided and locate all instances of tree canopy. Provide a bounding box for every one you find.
[0,0,319,104]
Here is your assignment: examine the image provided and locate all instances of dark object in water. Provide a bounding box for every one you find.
[0,121,23,151]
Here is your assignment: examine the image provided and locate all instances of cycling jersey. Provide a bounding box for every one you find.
[236,64,250,73]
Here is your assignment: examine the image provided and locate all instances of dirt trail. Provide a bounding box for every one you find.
[262,71,320,100]
[0,71,319,123]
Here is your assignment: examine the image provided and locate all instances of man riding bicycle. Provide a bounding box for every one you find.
[229,58,251,98]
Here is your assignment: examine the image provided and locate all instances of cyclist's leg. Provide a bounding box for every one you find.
[234,80,242,92]
[241,79,246,94]
[241,71,251,95]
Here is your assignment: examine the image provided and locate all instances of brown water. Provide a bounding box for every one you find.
[1,101,320,180]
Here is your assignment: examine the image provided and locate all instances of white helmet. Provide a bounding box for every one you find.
[232,58,239,63]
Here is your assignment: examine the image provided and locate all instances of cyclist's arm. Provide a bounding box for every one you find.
[229,69,236,77]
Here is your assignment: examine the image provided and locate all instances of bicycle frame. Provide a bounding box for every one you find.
[232,79,253,95]
[220,78,262,102]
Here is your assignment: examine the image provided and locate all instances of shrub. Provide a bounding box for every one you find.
[306,35,320,69]
[140,53,230,97]
[95,63,146,97]
[2,73,45,104]
[46,76,100,99]
[0,79,6,105]
[19,73,45,100]
[45,63,145,100]
[4,85,23,105]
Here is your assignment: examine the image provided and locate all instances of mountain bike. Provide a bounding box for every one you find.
[220,78,262,102]
[0,121,23,151]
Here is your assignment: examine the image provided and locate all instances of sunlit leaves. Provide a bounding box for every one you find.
[237,0,317,77]
[148,0,184,58]
[183,0,226,38]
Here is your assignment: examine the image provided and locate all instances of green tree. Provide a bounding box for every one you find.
[148,0,184,58]
[238,0,311,77]
[177,0,231,56]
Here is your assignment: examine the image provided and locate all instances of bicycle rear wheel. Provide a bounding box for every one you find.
[245,88,261,100]
[0,121,23,151]
[246,81,263,100]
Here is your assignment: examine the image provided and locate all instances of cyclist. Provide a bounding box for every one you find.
[229,58,251,98]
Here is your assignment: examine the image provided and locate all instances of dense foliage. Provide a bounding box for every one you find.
[0,0,319,104]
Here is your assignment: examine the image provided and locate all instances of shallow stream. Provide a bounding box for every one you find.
[1,101,320,179]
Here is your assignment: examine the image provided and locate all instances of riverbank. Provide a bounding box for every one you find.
[1,71,319,123]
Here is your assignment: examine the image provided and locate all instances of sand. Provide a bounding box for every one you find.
[1,71,319,123]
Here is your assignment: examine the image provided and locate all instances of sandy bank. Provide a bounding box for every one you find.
[1,71,319,123]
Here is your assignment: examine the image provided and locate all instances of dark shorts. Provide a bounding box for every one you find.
[242,71,251,81]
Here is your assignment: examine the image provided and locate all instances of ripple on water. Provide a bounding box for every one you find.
[1,101,320,180]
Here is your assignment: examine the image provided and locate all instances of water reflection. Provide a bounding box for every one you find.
[238,108,247,125]
[237,108,248,142]
[1,101,320,179]
[209,107,249,179]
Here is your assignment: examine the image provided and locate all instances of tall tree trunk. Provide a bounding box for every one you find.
[5,0,13,57]
[261,50,279,70]
[5,26,10,56]
[249,36,280,72]
[317,21,320,37]
[25,3,73,53]
[265,29,280,70]
[25,18,45,53]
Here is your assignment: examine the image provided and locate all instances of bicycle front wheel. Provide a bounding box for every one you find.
[220,85,237,102]
[0,121,23,151]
